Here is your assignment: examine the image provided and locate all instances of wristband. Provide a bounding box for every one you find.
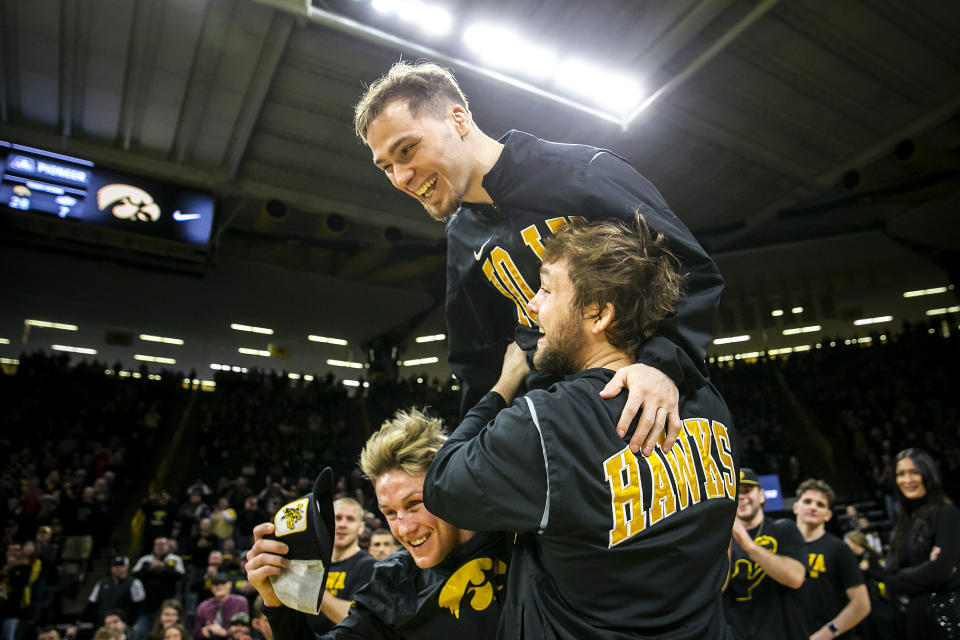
[827,621,839,636]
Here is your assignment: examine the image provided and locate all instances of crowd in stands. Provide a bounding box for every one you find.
[1,319,957,640]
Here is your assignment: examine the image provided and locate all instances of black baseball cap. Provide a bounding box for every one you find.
[268,467,334,561]
[210,573,231,585]
[739,468,760,487]
[112,555,129,566]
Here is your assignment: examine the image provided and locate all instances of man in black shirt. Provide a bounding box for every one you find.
[245,411,508,639]
[354,61,725,458]
[424,217,737,639]
[309,498,375,633]
[793,479,870,639]
[724,469,807,640]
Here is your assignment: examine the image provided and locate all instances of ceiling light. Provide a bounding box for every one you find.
[713,335,749,345]
[554,60,642,115]
[415,334,446,343]
[238,348,271,357]
[401,357,439,366]
[0,338,8,344]
[793,345,812,352]
[288,373,301,380]
[25,319,78,331]
[135,354,176,364]
[396,1,452,37]
[343,379,360,387]
[327,359,364,369]
[782,325,821,336]
[903,286,948,297]
[791,307,804,314]
[304,374,314,382]
[308,335,348,345]
[853,316,893,326]
[926,306,959,316]
[148,374,162,381]
[1,358,20,365]
[51,345,97,355]
[231,323,274,335]
[463,24,557,78]
[733,351,762,359]
[771,309,784,317]
[371,0,397,13]
[139,334,184,345]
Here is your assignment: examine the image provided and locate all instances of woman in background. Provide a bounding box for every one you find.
[149,599,184,640]
[869,448,959,639]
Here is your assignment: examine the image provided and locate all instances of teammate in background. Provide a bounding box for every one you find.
[367,529,399,561]
[424,217,737,638]
[309,499,375,632]
[725,469,807,640]
[245,410,508,639]
[793,479,870,639]
[354,61,725,457]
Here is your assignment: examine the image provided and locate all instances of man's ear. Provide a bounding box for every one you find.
[592,302,615,334]
[451,104,471,136]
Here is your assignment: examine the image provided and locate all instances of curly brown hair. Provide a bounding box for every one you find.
[353,61,469,143]
[541,213,684,358]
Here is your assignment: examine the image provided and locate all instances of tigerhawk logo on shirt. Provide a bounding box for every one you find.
[437,557,507,619]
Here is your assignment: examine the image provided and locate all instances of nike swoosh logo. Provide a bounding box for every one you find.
[172,210,201,221]
[473,238,492,261]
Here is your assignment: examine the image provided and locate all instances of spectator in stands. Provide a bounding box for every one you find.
[160,625,187,640]
[1,542,39,640]
[174,492,209,543]
[367,529,399,561]
[141,493,177,553]
[234,498,262,551]
[209,500,236,544]
[311,498,375,632]
[248,598,271,640]
[36,626,59,640]
[793,479,870,638]
[132,538,185,634]
[104,609,143,640]
[92,627,122,640]
[148,600,183,640]
[224,480,252,515]
[193,574,247,640]
[867,448,960,639]
[85,556,146,626]
[844,531,897,640]
[856,516,883,554]
[227,613,250,640]
[62,487,100,568]
[725,468,807,640]
[33,527,58,583]
[186,519,217,590]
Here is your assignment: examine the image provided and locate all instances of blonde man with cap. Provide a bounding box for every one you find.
[724,469,807,640]
[246,412,508,639]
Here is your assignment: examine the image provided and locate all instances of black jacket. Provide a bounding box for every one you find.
[446,130,723,415]
[264,531,509,640]
[424,370,737,639]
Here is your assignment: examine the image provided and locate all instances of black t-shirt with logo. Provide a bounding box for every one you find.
[307,550,376,634]
[724,517,807,640]
[796,532,864,636]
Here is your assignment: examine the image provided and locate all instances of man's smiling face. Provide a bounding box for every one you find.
[366,100,473,222]
[375,469,467,568]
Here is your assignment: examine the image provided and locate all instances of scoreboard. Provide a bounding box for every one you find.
[1,140,215,247]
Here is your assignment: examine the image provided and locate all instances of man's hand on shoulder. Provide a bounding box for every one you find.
[599,363,680,456]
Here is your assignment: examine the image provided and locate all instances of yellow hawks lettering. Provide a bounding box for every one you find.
[602,418,736,548]
[438,558,507,619]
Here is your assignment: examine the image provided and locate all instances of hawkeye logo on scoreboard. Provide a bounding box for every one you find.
[97,184,161,222]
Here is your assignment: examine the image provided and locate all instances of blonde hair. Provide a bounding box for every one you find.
[359,408,447,482]
[333,497,363,519]
[353,61,469,143]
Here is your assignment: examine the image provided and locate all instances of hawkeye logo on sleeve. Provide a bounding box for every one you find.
[438,557,507,619]
[274,498,308,537]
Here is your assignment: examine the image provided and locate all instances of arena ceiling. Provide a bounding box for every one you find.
[1,0,958,380]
